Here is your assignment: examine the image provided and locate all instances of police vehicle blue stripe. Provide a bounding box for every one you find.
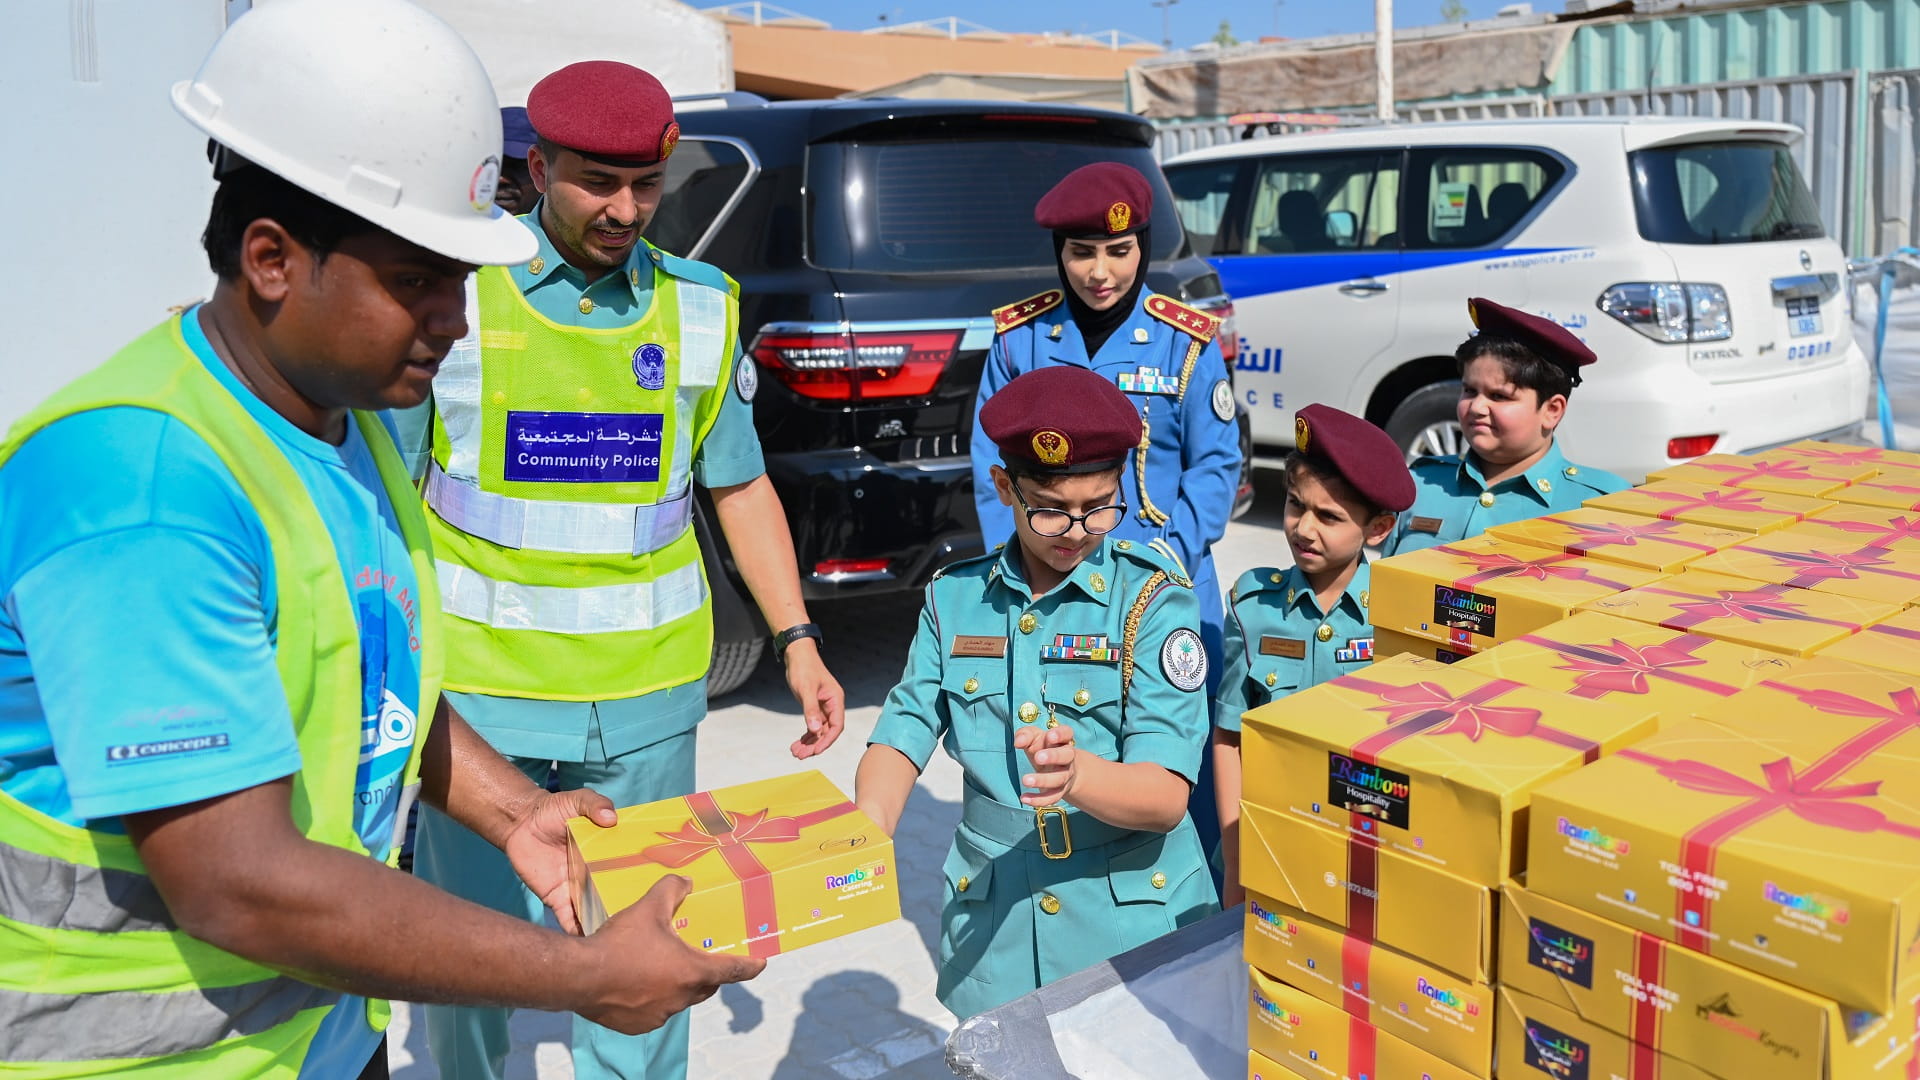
[1210,248,1575,301]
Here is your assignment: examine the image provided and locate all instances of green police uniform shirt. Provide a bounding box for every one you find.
[1216,563,1375,732]
[1384,440,1627,557]
[867,538,1218,1018]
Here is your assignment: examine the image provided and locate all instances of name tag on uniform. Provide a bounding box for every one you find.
[1259,636,1307,659]
[504,411,664,483]
[951,635,1007,658]
[1408,516,1445,535]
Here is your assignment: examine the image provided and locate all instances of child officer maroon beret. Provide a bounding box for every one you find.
[1292,403,1416,513]
[527,61,680,167]
[981,367,1144,474]
[1467,297,1597,386]
[1034,162,1153,238]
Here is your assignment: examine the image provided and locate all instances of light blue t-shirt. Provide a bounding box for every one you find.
[0,307,424,1075]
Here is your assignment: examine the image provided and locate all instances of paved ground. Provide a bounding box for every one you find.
[387,468,1294,1079]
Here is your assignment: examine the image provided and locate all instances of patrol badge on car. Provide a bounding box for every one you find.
[1106,201,1132,234]
[1295,415,1311,452]
[736,356,759,402]
[1161,628,1207,692]
[633,343,668,390]
[1032,429,1071,466]
[1211,379,1233,422]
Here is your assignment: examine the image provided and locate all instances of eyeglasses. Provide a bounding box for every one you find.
[1010,478,1128,537]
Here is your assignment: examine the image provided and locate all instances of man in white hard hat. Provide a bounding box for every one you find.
[0,2,760,1077]
[409,59,847,1080]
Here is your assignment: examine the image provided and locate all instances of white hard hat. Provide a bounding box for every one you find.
[171,0,536,267]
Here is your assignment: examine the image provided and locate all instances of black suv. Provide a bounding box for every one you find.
[646,97,1253,694]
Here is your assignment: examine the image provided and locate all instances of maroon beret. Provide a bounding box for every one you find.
[527,61,680,167]
[981,367,1143,474]
[1292,404,1415,513]
[1467,297,1597,387]
[1034,162,1152,238]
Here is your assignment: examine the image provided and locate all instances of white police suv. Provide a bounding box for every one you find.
[1163,118,1867,479]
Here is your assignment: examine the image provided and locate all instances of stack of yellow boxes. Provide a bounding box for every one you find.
[1235,440,1920,1078]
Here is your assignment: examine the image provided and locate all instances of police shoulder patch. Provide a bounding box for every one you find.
[992,290,1064,333]
[1160,628,1208,692]
[735,356,758,402]
[1211,378,1233,422]
[1144,294,1217,344]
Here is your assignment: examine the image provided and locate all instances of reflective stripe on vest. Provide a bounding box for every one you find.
[0,318,444,1072]
[424,459,692,555]
[438,559,706,634]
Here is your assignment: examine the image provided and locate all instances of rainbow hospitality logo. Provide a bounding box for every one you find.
[1248,899,1300,934]
[1764,882,1849,924]
[1251,987,1304,1026]
[1557,817,1631,855]
[1416,977,1480,1016]
[825,863,888,890]
[1329,754,1410,799]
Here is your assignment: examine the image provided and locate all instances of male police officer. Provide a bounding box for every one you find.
[0,4,759,1077]
[411,61,844,1080]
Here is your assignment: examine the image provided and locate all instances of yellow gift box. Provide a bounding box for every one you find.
[1371,627,1477,664]
[1685,525,1920,605]
[1578,568,1901,656]
[1504,880,1920,1080]
[1247,965,1481,1080]
[566,770,898,958]
[1831,466,1920,511]
[1817,606,1920,677]
[1584,479,1835,535]
[1371,534,1665,655]
[1484,507,1750,573]
[1526,661,1920,1013]
[1648,452,1874,497]
[1241,654,1657,887]
[1456,611,1806,729]
[1238,796,1495,983]
[1498,986,1721,1080]
[1799,502,1920,551]
[1245,892,1494,1075]
[1772,439,1920,471]
[1247,1049,1293,1080]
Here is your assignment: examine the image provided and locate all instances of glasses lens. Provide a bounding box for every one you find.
[1084,506,1127,535]
[1028,509,1074,537]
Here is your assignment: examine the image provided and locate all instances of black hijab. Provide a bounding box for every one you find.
[1055,225,1150,358]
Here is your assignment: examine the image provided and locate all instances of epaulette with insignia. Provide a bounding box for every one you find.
[651,246,740,298]
[1144,294,1217,344]
[1232,567,1289,602]
[930,549,1000,583]
[992,290,1063,334]
[1110,537,1191,587]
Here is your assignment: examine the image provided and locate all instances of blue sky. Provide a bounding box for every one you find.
[752,0,1519,49]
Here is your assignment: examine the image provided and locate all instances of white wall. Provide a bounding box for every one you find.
[413,0,733,104]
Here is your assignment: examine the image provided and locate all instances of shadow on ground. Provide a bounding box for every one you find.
[768,971,954,1080]
[714,593,925,714]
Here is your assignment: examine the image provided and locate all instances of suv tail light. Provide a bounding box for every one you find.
[1194,298,1238,365]
[1598,283,1733,343]
[751,328,962,401]
[1666,435,1719,459]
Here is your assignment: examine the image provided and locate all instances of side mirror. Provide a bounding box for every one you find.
[1325,210,1359,246]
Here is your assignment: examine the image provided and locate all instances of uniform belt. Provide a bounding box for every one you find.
[960,788,1134,859]
[426,460,692,555]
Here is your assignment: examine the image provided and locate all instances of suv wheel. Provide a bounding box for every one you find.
[1384,381,1465,463]
[708,636,766,699]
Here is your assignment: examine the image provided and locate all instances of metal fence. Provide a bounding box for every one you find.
[1152,96,1546,163]
[1868,69,1920,253]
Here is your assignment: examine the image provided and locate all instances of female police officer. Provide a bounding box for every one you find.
[862,365,1218,1019]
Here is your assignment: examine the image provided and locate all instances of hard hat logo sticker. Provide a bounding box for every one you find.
[469,156,500,213]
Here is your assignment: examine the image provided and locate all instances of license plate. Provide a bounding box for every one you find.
[1786,296,1824,338]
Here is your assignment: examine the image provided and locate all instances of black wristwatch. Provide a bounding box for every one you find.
[772,622,824,664]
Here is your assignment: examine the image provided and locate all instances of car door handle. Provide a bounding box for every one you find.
[1339,279,1389,296]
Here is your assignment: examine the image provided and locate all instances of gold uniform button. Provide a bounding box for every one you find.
[1133,328,1149,343]
[1073,689,1091,707]
[1039,894,1062,915]
[1090,572,1106,594]
[1117,540,1132,550]
[528,256,545,275]
[1019,613,1037,635]
[578,297,595,315]
[1286,588,1296,605]
[1537,478,1554,494]
[957,875,970,893]
[630,269,641,288]
[1270,572,1283,584]
[1018,702,1039,724]
[1265,672,1278,688]
[1478,491,1496,508]
[1565,466,1580,477]
[963,677,979,694]
[1151,872,1167,889]
[1316,624,1334,642]
[1360,590,1370,608]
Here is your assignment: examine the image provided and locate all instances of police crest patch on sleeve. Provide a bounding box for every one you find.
[1160,628,1208,692]
[1211,379,1233,422]
[735,355,759,402]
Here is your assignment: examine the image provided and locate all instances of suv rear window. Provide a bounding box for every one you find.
[1630,141,1825,244]
[808,139,1181,273]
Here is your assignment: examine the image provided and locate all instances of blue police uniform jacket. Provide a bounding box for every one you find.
[970,290,1242,675]
[867,538,1219,1019]
[1384,441,1628,556]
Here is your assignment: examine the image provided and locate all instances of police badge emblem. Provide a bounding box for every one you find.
[633,343,668,390]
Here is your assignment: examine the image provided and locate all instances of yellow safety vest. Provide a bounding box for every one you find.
[425,243,736,700]
[0,319,442,1077]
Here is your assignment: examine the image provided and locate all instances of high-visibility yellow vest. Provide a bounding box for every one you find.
[0,318,442,1077]
[425,243,736,700]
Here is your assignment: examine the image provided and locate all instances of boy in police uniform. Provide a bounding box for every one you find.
[859,366,1218,1019]
[1211,404,1414,906]
[1385,297,1628,555]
